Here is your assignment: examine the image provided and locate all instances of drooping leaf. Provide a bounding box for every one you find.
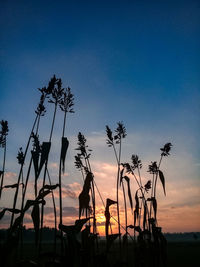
[37,142,51,178]
[79,172,93,218]
[31,203,40,245]
[106,198,117,208]
[31,151,39,180]
[36,189,51,200]
[159,170,166,196]
[59,217,91,234]
[124,176,133,211]
[3,183,18,189]
[7,208,21,214]
[105,199,117,237]
[41,184,59,191]
[0,208,22,220]
[152,197,157,220]
[24,199,45,213]
[75,217,91,232]
[61,137,69,174]
[79,191,90,219]
[24,200,36,212]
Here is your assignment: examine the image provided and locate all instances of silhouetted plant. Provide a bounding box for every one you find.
[75,132,97,236]
[39,75,62,252]
[0,75,173,267]
[0,120,9,199]
[106,122,127,252]
[58,86,74,254]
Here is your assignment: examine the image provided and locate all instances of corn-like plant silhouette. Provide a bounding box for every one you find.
[75,132,97,236]
[0,76,172,267]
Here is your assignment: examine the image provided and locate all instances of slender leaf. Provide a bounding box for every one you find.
[61,137,69,174]
[3,183,18,189]
[105,199,117,237]
[24,199,45,213]
[36,189,51,200]
[159,170,166,196]
[152,197,157,220]
[75,217,91,232]
[124,176,133,211]
[37,142,51,178]
[24,200,36,212]
[106,198,117,207]
[59,217,91,234]
[0,208,21,220]
[31,151,39,180]
[7,208,21,214]
[41,184,59,191]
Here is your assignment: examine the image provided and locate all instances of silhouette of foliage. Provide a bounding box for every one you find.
[0,76,173,267]
[160,142,172,156]
[59,87,74,113]
[17,147,25,165]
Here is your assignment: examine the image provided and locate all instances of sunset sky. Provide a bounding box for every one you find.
[0,0,200,234]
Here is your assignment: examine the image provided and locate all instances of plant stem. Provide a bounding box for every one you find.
[10,115,39,228]
[149,173,155,222]
[47,169,57,253]
[39,103,57,253]
[59,110,67,256]
[153,155,163,198]
[122,180,127,234]
[116,138,122,252]
[0,140,6,199]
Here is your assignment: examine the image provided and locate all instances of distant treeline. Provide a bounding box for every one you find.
[0,228,199,242]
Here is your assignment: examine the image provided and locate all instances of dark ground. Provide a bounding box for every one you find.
[10,241,199,267]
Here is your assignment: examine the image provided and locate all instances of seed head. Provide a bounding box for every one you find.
[160,143,172,156]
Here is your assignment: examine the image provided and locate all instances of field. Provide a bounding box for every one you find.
[2,239,199,267]
[167,242,199,267]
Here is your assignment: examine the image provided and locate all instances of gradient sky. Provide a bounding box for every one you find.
[0,0,200,234]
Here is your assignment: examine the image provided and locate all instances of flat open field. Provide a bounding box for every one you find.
[4,241,199,267]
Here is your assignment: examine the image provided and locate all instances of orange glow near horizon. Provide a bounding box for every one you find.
[1,163,200,234]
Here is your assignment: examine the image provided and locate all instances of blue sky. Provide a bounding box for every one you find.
[0,0,200,232]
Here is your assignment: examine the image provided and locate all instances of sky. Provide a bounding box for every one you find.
[0,0,200,234]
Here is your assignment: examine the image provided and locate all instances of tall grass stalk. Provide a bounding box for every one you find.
[10,115,39,228]
[0,120,8,199]
[58,87,74,254]
[106,122,126,253]
[39,76,64,253]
